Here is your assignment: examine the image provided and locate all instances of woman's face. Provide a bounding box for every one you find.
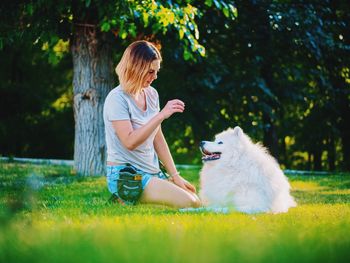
[143,60,160,88]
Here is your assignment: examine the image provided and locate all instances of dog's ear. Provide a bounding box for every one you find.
[233,126,243,137]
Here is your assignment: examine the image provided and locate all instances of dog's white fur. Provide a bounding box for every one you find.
[199,126,297,214]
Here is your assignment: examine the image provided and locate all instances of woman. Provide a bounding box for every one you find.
[103,40,201,208]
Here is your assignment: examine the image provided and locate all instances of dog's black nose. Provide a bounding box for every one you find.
[200,141,205,147]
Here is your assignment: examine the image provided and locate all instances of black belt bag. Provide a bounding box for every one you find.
[117,164,143,204]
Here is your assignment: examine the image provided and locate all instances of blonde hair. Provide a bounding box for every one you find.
[116,40,162,94]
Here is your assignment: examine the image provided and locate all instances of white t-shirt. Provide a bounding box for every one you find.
[103,85,161,173]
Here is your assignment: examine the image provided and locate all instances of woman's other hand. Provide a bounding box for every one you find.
[172,174,196,193]
[182,177,197,193]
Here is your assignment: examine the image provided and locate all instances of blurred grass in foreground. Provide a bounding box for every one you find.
[0,162,350,263]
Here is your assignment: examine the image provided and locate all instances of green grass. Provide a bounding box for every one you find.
[1,162,350,263]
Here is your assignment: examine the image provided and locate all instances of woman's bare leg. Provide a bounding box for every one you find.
[140,177,201,208]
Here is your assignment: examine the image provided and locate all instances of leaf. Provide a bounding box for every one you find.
[48,52,59,65]
[41,42,49,51]
[128,23,137,38]
[223,7,229,18]
[133,10,140,18]
[101,22,111,32]
[197,45,206,57]
[194,27,199,40]
[26,3,34,15]
[213,0,221,9]
[228,4,238,18]
[205,0,213,7]
[142,12,149,27]
[184,49,191,60]
[257,78,278,101]
[179,28,185,39]
[121,31,128,39]
[50,35,59,45]
[110,19,117,26]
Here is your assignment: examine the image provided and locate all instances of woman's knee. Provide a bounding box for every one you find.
[141,177,201,208]
[191,197,202,208]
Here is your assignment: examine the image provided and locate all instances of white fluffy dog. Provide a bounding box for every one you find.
[199,126,296,214]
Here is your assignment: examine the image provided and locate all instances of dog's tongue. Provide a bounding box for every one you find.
[202,153,221,162]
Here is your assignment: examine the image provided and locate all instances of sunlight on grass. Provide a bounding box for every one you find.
[291,181,326,191]
[1,162,350,263]
[320,189,350,195]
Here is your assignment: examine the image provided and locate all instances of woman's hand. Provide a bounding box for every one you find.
[160,99,185,119]
[172,174,197,193]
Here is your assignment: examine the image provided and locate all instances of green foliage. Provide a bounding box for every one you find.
[0,0,238,61]
[0,0,349,171]
[1,162,350,262]
[155,0,350,170]
[0,41,74,159]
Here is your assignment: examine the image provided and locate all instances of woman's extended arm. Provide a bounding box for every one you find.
[112,99,184,150]
[153,127,177,176]
[153,127,196,193]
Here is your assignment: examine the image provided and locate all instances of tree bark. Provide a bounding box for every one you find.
[71,25,114,176]
[328,131,335,171]
[338,105,350,171]
[307,153,312,171]
[262,112,279,160]
[247,1,280,161]
[313,148,322,171]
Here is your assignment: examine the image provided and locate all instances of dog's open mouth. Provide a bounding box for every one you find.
[200,147,221,162]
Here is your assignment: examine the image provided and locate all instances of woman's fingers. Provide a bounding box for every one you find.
[170,101,184,108]
[172,106,184,112]
[171,99,184,105]
[185,182,196,193]
[175,180,187,191]
[170,100,185,109]
[172,176,196,194]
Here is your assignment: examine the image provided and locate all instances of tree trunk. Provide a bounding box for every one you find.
[262,113,279,160]
[313,148,322,171]
[280,135,287,166]
[328,131,335,171]
[339,120,350,171]
[247,1,280,161]
[71,25,114,176]
[307,153,312,171]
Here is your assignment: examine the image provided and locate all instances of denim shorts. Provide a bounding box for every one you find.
[106,164,168,204]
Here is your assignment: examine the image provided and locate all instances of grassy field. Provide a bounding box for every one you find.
[1,162,350,263]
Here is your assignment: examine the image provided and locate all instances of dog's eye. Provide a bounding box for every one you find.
[218,141,223,144]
